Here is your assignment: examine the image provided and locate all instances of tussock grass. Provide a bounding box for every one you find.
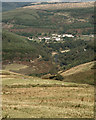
[2,86,94,118]
[2,69,94,118]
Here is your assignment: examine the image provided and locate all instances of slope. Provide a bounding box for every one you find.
[2,30,51,62]
[2,3,94,36]
[2,69,94,118]
[2,30,54,75]
[61,61,95,85]
[2,2,32,12]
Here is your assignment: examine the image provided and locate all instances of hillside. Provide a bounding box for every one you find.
[61,61,95,85]
[2,30,55,75]
[2,2,32,12]
[3,61,95,85]
[2,2,94,36]
[2,30,94,77]
[2,30,51,61]
[2,2,95,76]
[23,1,94,9]
[2,2,95,118]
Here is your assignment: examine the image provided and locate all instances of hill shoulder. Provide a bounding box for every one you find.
[23,2,94,10]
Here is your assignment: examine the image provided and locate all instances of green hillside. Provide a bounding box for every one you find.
[2,30,94,77]
[2,5,94,36]
[2,30,51,61]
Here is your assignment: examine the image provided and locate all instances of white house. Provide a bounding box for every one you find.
[38,37,42,40]
[52,34,57,36]
[90,35,94,37]
[52,37,56,39]
[84,49,86,51]
[63,34,74,38]
[55,37,61,41]
[44,37,50,40]
[58,35,61,37]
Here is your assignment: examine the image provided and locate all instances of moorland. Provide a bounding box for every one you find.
[2,1,95,118]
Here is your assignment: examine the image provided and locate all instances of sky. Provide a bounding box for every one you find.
[1,0,96,2]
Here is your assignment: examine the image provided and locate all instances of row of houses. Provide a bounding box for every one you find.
[38,34,74,41]
[28,33,74,42]
[52,34,74,38]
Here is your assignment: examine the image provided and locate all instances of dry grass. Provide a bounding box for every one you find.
[2,86,94,118]
[3,63,28,71]
[23,2,94,10]
[61,61,94,77]
[2,69,94,118]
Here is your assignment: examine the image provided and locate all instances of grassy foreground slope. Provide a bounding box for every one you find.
[2,69,94,118]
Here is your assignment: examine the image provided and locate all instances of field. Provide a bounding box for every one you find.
[2,61,95,118]
[2,86,94,118]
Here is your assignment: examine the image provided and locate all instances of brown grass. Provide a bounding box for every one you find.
[2,86,94,118]
[61,61,94,77]
[23,2,94,10]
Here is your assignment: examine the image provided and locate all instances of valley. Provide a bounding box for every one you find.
[2,1,95,118]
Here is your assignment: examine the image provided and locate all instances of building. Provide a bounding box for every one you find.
[58,35,61,37]
[55,37,61,41]
[44,37,51,40]
[62,34,74,38]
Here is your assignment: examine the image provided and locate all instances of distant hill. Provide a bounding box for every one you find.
[2,2,32,11]
[2,0,96,2]
[23,1,94,9]
[3,3,94,34]
[2,1,95,12]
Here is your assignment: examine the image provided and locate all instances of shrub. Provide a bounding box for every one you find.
[54,74,64,81]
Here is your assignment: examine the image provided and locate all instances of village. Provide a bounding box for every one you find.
[28,33,94,43]
[28,33,75,42]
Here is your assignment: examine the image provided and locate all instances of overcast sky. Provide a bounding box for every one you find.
[1,0,96,2]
